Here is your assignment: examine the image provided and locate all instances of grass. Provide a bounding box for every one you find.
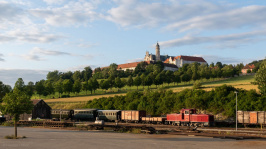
[4,135,26,139]
[43,75,257,109]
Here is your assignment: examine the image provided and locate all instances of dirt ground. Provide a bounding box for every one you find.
[1,126,266,149]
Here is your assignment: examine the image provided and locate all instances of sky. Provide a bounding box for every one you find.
[0,0,266,87]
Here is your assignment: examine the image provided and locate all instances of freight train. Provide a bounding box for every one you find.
[237,111,266,125]
[51,108,214,127]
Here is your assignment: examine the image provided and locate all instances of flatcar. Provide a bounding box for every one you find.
[51,109,74,120]
[166,109,214,127]
[121,110,146,123]
[97,110,121,122]
[74,109,97,121]
[237,111,266,125]
[141,117,166,124]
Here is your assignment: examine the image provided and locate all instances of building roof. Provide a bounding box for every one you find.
[243,64,255,69]
[32,99,41,105]
[174,55,207,62]
[117,61,142,69]
[164,63,178,68]
[164,55,206,63]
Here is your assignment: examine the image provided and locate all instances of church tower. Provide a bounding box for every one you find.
[156,42,160,61]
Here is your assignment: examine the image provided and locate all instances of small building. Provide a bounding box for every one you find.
[20,99,51,120]
[241,64,255,74]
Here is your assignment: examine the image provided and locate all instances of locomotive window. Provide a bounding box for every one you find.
[185,111,189,114]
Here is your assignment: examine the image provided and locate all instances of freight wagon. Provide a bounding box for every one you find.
[237,111,266,125]
[166,109,214,127]
[121,110,146,123]
[141,117,166,124]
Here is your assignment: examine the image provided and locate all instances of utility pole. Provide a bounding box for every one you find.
[234,91,238,131]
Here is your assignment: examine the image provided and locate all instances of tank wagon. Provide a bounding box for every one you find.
[73,109,97,121]
[51,109,74,120]
[97,110,121,122]
[166,109,214,126]
[121,110,146,123]
[237,111,266,125]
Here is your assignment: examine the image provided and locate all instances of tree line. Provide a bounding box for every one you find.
[85,84,266,117]
[0,60,264,99]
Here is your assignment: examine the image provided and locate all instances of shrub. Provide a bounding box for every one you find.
[193,81,202,89]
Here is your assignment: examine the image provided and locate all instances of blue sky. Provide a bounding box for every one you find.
[0,0,266,87]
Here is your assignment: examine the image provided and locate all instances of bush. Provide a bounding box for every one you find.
[193,81,202,89]
[61,95,70,98]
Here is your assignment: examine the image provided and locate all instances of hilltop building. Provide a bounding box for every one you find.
[144,42,207,67]
[99,42,207,72]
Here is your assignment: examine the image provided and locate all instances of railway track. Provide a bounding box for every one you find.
[16,120,266,140]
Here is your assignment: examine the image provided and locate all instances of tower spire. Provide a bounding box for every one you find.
[156,42,160,61]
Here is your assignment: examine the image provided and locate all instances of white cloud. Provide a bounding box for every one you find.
[165,5,266,32]
[106,0,227,28]
[159,30,266,49]
[43,0,66,5]
[30,1,98,26]
[21,47,95,61]
[22,47,72,61]
[0,30,64,43]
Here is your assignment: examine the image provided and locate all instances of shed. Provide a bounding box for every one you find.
[20,99,51,120]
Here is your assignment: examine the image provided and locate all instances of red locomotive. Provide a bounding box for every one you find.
[166,109,214,127]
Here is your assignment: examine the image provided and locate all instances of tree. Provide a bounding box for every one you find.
[154,73,163,88]
[134,75,142,90]
[35,80,46,98]
[140,73,146,89]
[0,81,12,102]
[82,66,93,81]
[14,78,25,91]
[72,70,82,81]
[253,60,266,94]
[45,80,54,98]
[100,80,110,93]
[145,74,153,89]
[46,70,60,82]
[0,89,33,138]
[92,79,99,93]
[115,77,124,92]
[73,80,82,95]
[54,80,63,98]
[87,79,94,94]
[25,81,35,97]
[127,75,133,89]
[165,70,174,86]
[173,71,181,86]
[62,79,73,94]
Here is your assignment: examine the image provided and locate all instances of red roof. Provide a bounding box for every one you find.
[117,62,142,69]
[174,55,206,62]
[243,64,255,69]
